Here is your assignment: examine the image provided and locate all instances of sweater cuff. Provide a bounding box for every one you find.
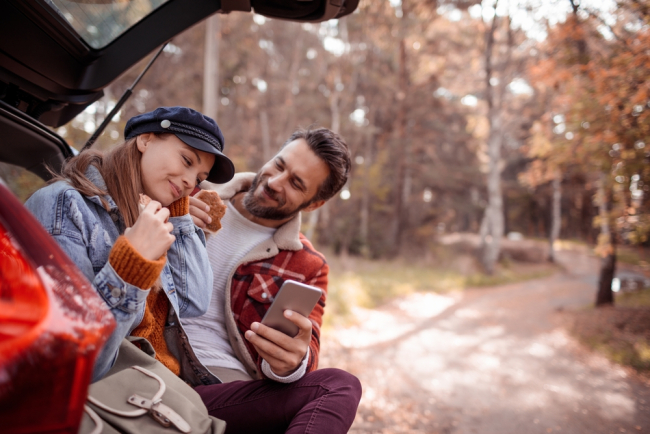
[108,236,166,289]
[167,196,190,217]
[262,348,310,383]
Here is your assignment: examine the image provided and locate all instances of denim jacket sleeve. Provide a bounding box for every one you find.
[26,186,150,382]
[166,214,213,318]
[66,240,149,382]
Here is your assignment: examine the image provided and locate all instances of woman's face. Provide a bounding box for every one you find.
[137,133,216,206]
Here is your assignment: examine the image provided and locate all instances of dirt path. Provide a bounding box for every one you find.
[320,250,650,434]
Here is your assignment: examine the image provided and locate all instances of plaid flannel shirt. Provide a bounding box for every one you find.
[230,234,328,375]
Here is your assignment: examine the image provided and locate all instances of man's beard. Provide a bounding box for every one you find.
[243,173,310,220]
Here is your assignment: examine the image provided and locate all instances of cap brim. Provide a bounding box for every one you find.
[175,133,234,184]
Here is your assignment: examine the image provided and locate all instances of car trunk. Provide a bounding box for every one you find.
[0,0,358,180]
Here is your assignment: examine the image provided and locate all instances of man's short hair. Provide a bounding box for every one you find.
[283,127,351,203]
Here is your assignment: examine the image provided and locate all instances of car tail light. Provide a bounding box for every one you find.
[0,181,115,433]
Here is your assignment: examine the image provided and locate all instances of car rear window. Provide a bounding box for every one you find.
[45,0,170,49]
[0,162,45,203]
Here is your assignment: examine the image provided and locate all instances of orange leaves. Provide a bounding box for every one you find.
[519,158,555,188]
[524,11,650,204]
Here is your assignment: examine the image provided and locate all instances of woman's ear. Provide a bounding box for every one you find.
[136,133,153,153]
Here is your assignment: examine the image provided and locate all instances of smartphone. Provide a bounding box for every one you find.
[260,280,322,337]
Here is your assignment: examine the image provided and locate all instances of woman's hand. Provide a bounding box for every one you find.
[189,196,211,229]
[124,200,174,260]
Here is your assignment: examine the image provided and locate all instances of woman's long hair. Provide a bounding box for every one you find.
[50,138,144,228]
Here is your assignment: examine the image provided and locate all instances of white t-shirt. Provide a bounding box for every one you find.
[182,201,275,372]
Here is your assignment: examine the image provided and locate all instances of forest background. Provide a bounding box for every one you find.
[4,2,650,429]
[3,0,650,309]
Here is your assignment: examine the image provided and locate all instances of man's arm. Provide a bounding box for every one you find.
[245,310,312,377]
[245,259,328,378]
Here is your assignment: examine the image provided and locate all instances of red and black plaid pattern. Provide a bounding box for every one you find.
[230,234,328,375]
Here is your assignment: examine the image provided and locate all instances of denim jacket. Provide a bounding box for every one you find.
[25,166,216,383]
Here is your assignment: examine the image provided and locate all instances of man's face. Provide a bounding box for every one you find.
[243,138,330,220]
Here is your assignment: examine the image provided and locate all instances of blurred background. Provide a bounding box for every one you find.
[2,1,650,432]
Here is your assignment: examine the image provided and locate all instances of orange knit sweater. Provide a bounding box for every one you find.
[109,196,190,375]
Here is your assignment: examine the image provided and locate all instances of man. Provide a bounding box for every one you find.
[183,127,360,433]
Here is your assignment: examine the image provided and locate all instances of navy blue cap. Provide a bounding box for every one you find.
[125,106,234,184]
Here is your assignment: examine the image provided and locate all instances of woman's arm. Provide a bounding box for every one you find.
[26,188,153,381]
[166,197,214,318]
[63,233,152,381]
[26,187,172,381]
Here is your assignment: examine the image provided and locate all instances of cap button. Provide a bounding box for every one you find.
[161,119,171,128]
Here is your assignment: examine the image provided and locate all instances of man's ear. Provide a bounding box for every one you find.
[136,133,153,153]
[303,199,326,213]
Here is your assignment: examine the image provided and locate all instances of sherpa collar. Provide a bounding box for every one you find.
[202,173,303,251]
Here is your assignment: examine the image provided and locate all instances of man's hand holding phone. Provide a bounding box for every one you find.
[245,280,322,377]
[245,310,312,377]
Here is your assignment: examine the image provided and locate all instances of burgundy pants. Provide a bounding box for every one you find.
[194,368,362,434]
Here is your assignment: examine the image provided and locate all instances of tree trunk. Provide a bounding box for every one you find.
[479,207,490,250]
[479,1,504,274]
[330,77,341,132]
[596,244,616,306]
[304,208,319,242]
[278,26,304,140]
[402,121,414,229]
[203,15,220,121]
[390,36,409,255]
[481,114,504,274]
[595,175,615,306]
[305,69,342,243]
[259,110,271,162]
[359,129,374,256]
[548,171,562,262]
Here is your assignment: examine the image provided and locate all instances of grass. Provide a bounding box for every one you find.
[553,239,649,270]
[580,334,650,372]
[617,246,650,268]
[564,289,650,374]
[323,251,559,328]
[578,331,650,373]
[465,267,558,287]
[616,288,650,308]
[554,239,591,251]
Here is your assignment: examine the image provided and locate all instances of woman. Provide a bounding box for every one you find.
[26,106,234,382]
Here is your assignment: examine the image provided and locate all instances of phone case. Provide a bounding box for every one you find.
[260,280,322,337]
